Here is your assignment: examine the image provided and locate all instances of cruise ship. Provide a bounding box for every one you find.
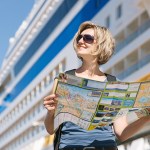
[0,0,150,150]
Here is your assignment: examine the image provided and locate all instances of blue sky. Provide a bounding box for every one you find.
[0,0,35,68]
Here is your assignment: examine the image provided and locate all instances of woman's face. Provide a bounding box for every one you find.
[75,28,97,60]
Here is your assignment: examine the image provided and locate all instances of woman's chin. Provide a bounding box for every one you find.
[77,49,90,55]
[77,52,91,60]
[77,52,87,56]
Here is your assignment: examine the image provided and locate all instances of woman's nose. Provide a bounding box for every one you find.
[78,37,84,44]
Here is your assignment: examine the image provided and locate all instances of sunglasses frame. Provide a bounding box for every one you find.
[76,34,95,44]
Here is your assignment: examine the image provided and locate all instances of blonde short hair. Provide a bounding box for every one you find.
[73,21,115,65]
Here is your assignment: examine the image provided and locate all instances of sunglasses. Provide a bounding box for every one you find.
[76,34,94,44]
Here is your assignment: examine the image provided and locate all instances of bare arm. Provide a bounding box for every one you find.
[113,109,150,142]
[43,94,58,135]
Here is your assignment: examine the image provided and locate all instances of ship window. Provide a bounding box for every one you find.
[59,61,64,73]
[31,90,35,99]
[55,66,59,76]
[62,58,66,71]
[40,80,45,91]
[105,16,110,28]
[116,4,122,19]
[36,84,40,95]
[52,70,56,79]
[0,74,11,94]
[46,75,51,86]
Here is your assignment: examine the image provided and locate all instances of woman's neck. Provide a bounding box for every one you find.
[75,62,106,81]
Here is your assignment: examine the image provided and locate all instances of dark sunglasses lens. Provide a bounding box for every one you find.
[83,35,94,44]
[76,34,94,44]
[76,35,82,43]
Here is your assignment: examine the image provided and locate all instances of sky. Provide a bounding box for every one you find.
[0,0,35,69]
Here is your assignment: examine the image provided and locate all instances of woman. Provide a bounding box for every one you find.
[43,21,150,150]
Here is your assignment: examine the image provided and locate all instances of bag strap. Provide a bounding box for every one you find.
[105,73,117,81]
[65,69,76,75]
[54,124,63,150]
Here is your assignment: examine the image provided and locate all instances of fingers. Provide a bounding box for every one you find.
[145,108,150,115]
[44,99,57,106]
[43,95,58,105]
[59,73,67,81]
[44,94,57,100]
[44,104,56,110]
[43,94,58,113]
[146,108,150,111]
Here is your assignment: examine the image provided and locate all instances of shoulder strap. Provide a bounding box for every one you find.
[65,69,76,75]
[105,73,117,81]
[54,124,63,150]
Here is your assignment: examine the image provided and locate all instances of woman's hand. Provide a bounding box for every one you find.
[43,94,58,116]
[58,73,67,82]
[145,108,150,121]
[43,73,67,116]
[44,94,58,135]
[146,108,150,114]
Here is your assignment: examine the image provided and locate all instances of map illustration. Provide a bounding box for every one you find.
[53,74,150,131]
